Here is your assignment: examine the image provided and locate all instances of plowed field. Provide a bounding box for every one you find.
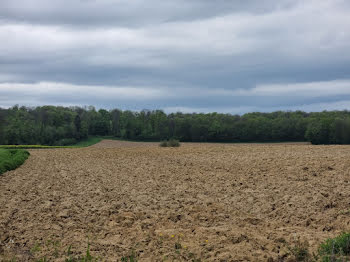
[1,140,350,261]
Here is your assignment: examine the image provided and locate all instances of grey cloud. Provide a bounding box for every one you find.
[0,0,350,113]
[1,0,295,27]
[1,80,350,113]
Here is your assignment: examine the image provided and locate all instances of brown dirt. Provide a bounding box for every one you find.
[0,141,350,261]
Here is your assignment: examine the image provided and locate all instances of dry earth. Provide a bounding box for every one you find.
[1,140,350,261]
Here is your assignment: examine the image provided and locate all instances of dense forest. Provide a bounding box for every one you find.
[1,105,350,145]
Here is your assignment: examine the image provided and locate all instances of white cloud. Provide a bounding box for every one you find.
[237,79,350,97]
[163,106,259,114]
[164,100,350,115]
[2,79,350,113]
[287,99,350,112]
[0,82,170,108]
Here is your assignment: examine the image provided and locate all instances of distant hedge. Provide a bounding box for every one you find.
[0,149,30,175]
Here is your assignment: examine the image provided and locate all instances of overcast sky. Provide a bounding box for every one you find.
[1,0,350,114]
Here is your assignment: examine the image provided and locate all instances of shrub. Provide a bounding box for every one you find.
[287,239,313,262]
[159,141,168,147]
[0,149,30,174]
[168,139,180,147]
[159,139,180,147]
[318,232,350,261]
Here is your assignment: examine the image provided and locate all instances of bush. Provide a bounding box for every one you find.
[318,232,350,261]
[159,140,168,147]
[0,149,30,174]
[168,139,180,147]
[288,239,313,261]
[159,139,180,147]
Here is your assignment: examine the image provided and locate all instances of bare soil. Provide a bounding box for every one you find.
[0,140,350,261]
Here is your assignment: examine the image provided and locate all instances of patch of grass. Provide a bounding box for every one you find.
[159,139,181,147]
[318,232,350,261]
[288,239,313,261]
[2,259,17,262]
[36,258,48,262]
[339,209,350,216]
[65,243,98,262]
[102,136,159,142]
[0,145,73,149]
[175,242,182,250]
[27,240,99,262]
[69,137,104,148]
[30,242,41,254]
[121,250,138,262]
[155,233,202,261]
[0,136,103,149]
[0,149,30,175]
[284,233,350,262]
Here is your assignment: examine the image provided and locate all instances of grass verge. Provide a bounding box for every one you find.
[318,232,350,261]
[286,233,350,261]
[68,137,104,147]
[0,149,30,175]
[0,145,74,149]
[0,136,104,149]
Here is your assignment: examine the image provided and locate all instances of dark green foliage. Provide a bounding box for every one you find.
[288,239,313,261]
[55,138,78,146]
[318,233,350,261]
[70,137,104,147]
[1,105,350,145]
[159,139,180,147]
[0,145,73,149]
[0,149,30,174]
[159,140,168,147]
[284,233,350,261]
[168,139,180,147]
[305,119,332,145]
[333,118,350,144]
[0,137,103,149]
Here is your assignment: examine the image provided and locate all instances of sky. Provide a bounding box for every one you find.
[0,0,350,114]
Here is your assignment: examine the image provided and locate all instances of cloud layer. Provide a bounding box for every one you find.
[1,0,350,113]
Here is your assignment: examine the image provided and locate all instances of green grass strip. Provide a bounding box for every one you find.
[0,145,74,149]
[69,136,104,147]
[0,136,104,149]
[318,232,350,261]
[0,149,30,175]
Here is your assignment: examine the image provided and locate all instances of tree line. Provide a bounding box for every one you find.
[0,105,350,145]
